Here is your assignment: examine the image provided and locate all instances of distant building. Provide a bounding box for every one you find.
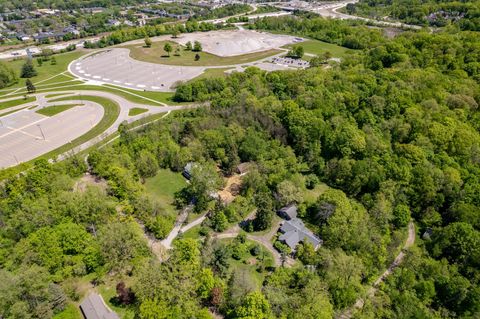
[107,19,121,27]
[236,162,252,175]
[277,204,298,220]
[183,162,196,180]
[79,293,120,319]
[278,218,322,251]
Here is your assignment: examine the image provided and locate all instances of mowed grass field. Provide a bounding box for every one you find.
[284,39,352,58]
[145,169,186,215]
[123,40,281,66]
[0,50,87,91]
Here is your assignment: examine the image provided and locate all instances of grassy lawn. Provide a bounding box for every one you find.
[220,238,275,290]
[36,104,81,116]
[3,50,86,89]
[144,169,187,215]
[304,183,329,204]
[40,73,77,85]
[0,96,35,110]
[188,67,233,83]
[180,225,203,240]
[284,39,352,58]
[98,285,135,319]
[128,107,148,116]
[53,303,82,319]
[123,40,281,66]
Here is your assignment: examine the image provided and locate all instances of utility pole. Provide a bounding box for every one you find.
[37,124,46,140]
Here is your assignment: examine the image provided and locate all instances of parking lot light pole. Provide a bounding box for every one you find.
[37,124,46,140]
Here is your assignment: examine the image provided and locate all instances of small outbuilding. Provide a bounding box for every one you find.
[236,162,252,175]
[79,293,120,319]
[182,162,196,180]
[277,204,298,220]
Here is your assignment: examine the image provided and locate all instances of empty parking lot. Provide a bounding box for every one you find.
[0,103,103,168]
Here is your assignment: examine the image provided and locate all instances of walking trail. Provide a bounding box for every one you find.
[336,222,416,319]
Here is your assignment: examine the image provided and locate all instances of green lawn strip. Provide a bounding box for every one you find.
[102,84,181,105]
[128,107,148,116]
[283,39,352,58]
[38,95,120,161]
[1,81,85,97]
[123,40,281,66]
[3,50,87,89]
[144,169,187,216]
[45,93,73,98]
[52,303,83,319]
[39,73,76,85]
[36,104,82,117]
[0,96,36,110]
[0,106,30,117]
[188,67,233,83]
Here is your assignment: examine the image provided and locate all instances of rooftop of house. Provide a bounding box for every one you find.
[79,293,120,319]
[279,217,322,250]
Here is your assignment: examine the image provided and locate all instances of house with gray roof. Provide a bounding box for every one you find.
[278,217,322,251]
[277,204,298,220]
[79,293,120,319]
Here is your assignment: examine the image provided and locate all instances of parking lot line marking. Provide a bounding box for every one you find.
[0,118,48,139]
[5,126,42,139]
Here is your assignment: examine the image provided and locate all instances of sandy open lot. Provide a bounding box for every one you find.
[0,103,103,168]
[172,30,302,57]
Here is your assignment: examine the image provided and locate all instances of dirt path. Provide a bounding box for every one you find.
[336,222,415,319]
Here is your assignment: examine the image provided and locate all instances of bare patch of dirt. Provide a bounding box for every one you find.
[74,173,107,193]
[218,174,242,204]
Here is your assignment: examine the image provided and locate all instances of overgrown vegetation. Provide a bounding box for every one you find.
[0,13,479,319]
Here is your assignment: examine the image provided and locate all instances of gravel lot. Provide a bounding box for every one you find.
[172,30,301,57]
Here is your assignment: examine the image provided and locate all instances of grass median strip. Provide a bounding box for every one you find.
[0,106,30,117]
[128,107,148,116]
[36,104,82,117]
[40,95,120,160]
[0,96,36,111]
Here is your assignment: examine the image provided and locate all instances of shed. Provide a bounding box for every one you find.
[277,204,298,220]
[79,293,120,319]
[236,162,252,175]
[182,162,196,180]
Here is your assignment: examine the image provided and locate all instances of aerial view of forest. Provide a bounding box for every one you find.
[0,0,479,318]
